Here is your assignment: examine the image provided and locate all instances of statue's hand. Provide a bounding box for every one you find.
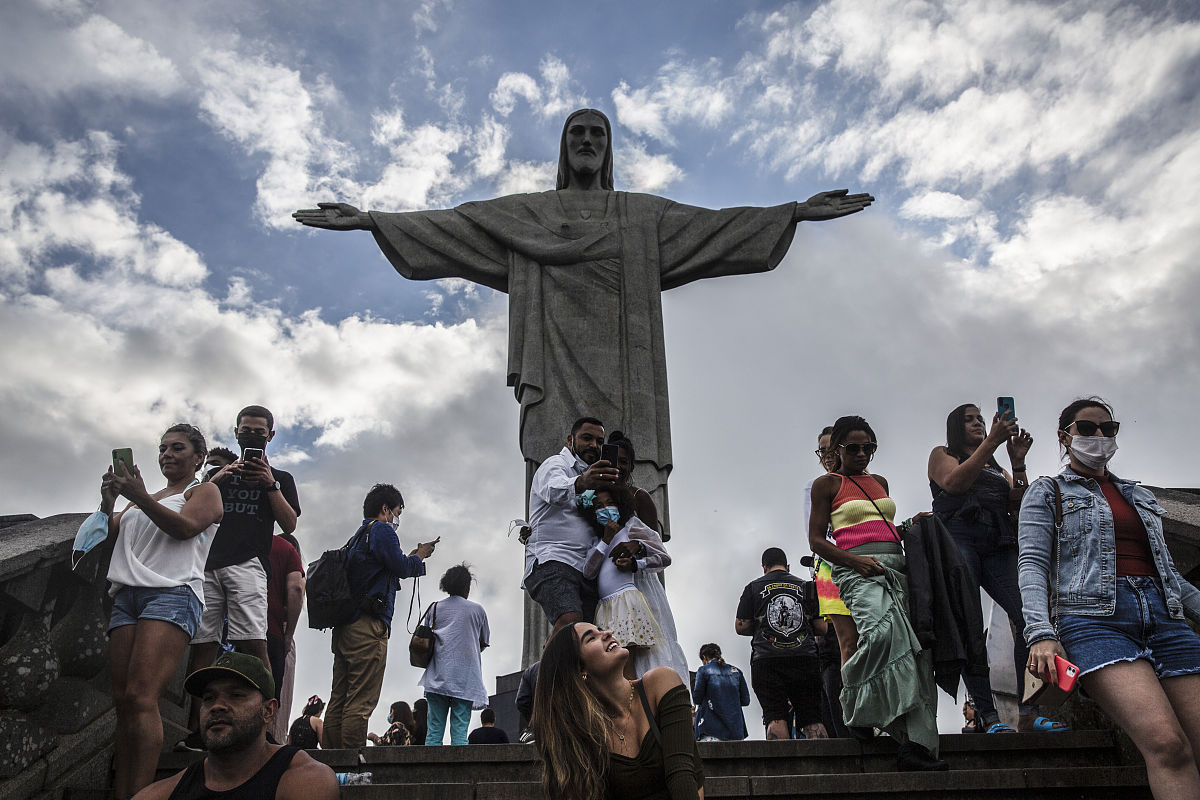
[291,202,374,231]
[794,189,874,222]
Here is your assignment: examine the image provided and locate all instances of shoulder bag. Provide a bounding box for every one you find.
[409,600,438,668]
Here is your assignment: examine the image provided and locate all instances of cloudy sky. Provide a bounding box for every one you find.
[4,0,1199,739]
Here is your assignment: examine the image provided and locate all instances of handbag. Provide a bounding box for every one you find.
[1021,479,1078,707]
[409,600,438,668]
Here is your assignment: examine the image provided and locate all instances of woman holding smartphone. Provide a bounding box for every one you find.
[927,402,1067,733]
[808,415,945,771]
[101,424,223,799]
[1019,398,1200,800]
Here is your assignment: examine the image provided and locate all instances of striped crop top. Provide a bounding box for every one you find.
[829,474,899,550]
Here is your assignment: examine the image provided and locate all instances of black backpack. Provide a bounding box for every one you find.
[305,522,372,631]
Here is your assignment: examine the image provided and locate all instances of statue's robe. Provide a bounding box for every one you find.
[369,190,798,521]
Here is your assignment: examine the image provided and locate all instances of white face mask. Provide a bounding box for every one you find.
[1069,435,1118,471]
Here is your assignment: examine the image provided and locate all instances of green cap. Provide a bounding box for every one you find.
[184,651,275,699]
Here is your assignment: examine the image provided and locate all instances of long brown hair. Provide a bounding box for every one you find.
[531,625,615,800]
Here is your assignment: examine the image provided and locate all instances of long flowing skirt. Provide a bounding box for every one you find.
[832,544,939,755]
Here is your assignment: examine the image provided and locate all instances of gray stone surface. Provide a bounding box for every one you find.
[0,709,55,779]
[30,678,112,734]
[0,751,47,800]
[0,620,59,711]
[49,583,109,679]
[0,514,87,583]
[42,708,116,786]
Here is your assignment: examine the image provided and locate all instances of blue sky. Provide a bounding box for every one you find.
[3,0,1199,738]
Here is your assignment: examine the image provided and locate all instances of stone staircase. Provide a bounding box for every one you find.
[65,730,1148,799]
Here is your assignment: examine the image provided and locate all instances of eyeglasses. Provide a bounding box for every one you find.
[838,442,878,456]
[1064,420,1120,437]
[814,448,833,457]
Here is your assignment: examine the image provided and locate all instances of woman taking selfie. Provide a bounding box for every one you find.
[1019,398,1200,800]
[102,424,223,798]
[808,415,945,771]
[928,403,1065,733]
[532,623,704,800]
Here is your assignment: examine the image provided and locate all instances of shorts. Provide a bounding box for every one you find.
[193,559,269,643]
[108,584,202,638]
[1056,577,1200,679]
[525,559,597,624]
[750,655,822,727]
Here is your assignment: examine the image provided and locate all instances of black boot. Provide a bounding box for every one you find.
[897,742,948,771]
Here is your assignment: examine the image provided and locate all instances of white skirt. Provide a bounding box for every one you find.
[595,587,663,648]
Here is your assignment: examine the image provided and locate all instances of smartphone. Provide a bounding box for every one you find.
[997,396,1017,425]
[242,447,265,462]
[1022,655,1080,706]
[112,448,134,476]
[601,443,620,468]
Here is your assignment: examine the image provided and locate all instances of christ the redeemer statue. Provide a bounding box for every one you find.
[294,109,872,534]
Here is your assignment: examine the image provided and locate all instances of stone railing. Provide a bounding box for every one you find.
[0,513,190,799]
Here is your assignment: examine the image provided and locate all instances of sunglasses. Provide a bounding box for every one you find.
[1064,420,1120,437]
[814,448,834,457]
[838,442,878,456]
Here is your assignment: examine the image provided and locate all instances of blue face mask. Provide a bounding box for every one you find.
[595,506,620,526]
[72,510,110,569]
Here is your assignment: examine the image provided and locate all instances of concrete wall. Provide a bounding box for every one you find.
[0,514,190,800]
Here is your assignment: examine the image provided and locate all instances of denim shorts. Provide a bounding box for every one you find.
[109,584,202,638]
[1057,577,1200,679]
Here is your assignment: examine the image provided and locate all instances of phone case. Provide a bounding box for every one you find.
[1022,655,1080,707]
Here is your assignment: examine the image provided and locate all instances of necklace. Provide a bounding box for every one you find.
[614,681,636,743]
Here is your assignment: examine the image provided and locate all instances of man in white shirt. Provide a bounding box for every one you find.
[524,417,620,636]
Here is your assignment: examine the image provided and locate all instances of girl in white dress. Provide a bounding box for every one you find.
[579,487,689,683]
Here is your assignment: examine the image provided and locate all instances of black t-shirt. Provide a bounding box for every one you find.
[205,468,301,571]
[467,726,510,744]
[736,570,818,661]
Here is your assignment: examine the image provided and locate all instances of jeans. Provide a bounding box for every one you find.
[425,692,472,745]
[944,520,1034,721]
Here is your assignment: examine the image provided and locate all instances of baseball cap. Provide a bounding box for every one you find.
[184,651,275,699]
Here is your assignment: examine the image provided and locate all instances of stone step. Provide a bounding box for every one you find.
[153,730,1130,784]
[332,766,1150,799]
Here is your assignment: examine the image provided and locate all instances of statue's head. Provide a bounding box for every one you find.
[557,108,614,190]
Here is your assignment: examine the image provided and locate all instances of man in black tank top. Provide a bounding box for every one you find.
[134,652,338,800]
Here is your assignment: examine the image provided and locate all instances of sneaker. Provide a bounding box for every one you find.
[173,731,205,752]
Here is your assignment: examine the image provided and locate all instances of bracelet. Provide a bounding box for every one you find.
[1012,465,1027,471]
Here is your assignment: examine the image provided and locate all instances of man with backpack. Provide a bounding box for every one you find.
[321,483,438,748]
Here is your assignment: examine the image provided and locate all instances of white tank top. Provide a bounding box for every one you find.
[106,488,217,603]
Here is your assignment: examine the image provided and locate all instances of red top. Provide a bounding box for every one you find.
[1097,475,1154,577]
[267,535,305,638]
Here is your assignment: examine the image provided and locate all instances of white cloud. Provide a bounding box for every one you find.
[611,59,735,145]
[412,0,452,35]
[196,48,358,229]
[493,160,555,195]
[489,56,584,119]
[617,142,684,194]
[0,131,206,289]
[0,5,182,99]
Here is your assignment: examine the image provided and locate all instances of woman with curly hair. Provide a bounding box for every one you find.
[532,623,703,800]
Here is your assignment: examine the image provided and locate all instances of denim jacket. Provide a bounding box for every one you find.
[1017,466,1200,645]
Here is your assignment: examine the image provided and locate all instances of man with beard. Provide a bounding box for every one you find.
[524,417,618,637]
[136,652,337,799]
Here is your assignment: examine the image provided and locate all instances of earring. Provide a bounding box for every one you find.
[581,673,588,681]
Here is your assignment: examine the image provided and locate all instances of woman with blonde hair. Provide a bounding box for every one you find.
[532,623,703,800]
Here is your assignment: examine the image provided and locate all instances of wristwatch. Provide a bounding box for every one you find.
[265,480,280,492]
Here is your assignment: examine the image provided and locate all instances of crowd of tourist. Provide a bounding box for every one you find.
[89,398,1200,800]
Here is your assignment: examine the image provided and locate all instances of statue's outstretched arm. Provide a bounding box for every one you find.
[292,202,376,231]
[793,189,874,222]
